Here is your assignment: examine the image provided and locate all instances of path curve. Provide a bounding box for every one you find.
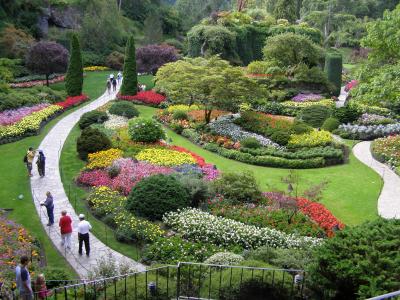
[353,141,400,219]
[30,88,145,278]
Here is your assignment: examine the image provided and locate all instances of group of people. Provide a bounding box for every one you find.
[18,147,93,299]
[106,72,122,94]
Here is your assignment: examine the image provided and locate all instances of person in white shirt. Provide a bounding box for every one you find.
[77,214,92,256]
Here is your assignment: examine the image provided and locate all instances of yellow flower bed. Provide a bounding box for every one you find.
[87,148,123,169]
[87,186,126,215]
[282,99,335,108]
[83,66,110,71]
[288,130,333,148]
[166,104,201,114]
[0,105,63,140]
[136,148,196,166]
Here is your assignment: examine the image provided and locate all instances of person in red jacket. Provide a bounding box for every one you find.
[59,210,72,250]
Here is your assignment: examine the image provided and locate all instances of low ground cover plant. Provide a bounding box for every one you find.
[371,135,400,172]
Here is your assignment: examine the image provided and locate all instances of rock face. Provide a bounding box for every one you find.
[37,5,82,37]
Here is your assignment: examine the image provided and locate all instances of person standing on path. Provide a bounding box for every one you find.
[25,147,36,177]
[106,79,112,94]
[77,214,92,257]
[59,210,72,250]
[117,71,122,85]
[36,150,45,177]
[40,192,54,226]
[18,255,33,300]
[112,77,117,91]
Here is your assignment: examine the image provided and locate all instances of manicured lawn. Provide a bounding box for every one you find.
[0,71,110,276]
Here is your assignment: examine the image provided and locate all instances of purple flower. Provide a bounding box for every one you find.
[0,103,49,125]
[291,93,323,102]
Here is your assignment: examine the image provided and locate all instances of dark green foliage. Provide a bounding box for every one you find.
[273,0,297,23]
[176,175,212,207]
[128,117,165,143]
[322,117,340,132]
[240,137,261,149]
[109,101,139,118]
[268,24,323,45]
[106,51,124,70]
[308,218,400,299]
[325,50,343,96]
[76,127,112,160]
[212,171,262,204]
[300,105,331,128]
[291,120,313,134]
[65,34,83,97]
[120,36,138,96]
[267,129,291,145]
[333,105,361,124]
[78,111,109,129]
[172,110,188,120]
[126,174,190,221]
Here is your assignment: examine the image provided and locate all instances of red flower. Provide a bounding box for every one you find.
[117,91,166,105]
[55,94,89,109]
[169,145,207,167]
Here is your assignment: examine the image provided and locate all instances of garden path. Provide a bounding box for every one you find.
[353,141,400,219]
[30,87,146,278]
[336,86,348,108]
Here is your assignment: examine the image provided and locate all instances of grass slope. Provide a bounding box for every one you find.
[0,71,110,275]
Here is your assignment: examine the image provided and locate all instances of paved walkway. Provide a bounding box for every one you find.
[353,141,400,219]
[30,87,145,279]
[336,86,348,108]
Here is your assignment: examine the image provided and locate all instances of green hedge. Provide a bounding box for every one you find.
[325,50,342,96]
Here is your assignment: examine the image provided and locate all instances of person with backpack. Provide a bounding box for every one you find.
[36,150,45,178]
[112,77,117,91]
[106,79,112,94]
[24,147,36,177]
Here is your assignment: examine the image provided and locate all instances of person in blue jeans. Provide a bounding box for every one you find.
[40,191,54,226]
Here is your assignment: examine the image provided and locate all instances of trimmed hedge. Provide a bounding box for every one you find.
[300,105,331,128]
[78,111,108,129]
[109,101,139,118]
[325,50,342,96]
[76,127,112,160]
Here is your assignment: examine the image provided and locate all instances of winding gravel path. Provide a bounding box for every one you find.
[30,88,145,278]
[353,141,400,219]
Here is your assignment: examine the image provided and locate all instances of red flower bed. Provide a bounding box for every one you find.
[169,145,207,167]
[55,94,89,109]
[295,197,345,237]
[345,80,358,92]
[117,91,166,105]
[10,75,65,88]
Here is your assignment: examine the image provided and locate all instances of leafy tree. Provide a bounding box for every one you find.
[136,44,179,74]
[273,0,297,23]
[120,36,138,96]
[156,56,265,123]
[143,13,164,45]
[308,218,400,299]
[65,34,83,97]
[0,25,34,59]
[105,51,125,70]
[268,23,323,45]
[263,32,324,68]
[26,41,68,86]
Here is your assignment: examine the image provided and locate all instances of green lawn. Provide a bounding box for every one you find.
[0,71,110,276]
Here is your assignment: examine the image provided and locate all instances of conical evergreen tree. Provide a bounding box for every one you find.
[65,34,83,96]
[120,36,138,96]
[273,0,297,23]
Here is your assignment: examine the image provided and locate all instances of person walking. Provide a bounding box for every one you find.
[109,73,114,82]
[59,210,72,250]
[40,192,54,226]
[77,214,92,256]
[25,147,36,177]
[18,255,33,300]
[112,77,117,92]
[117,71,122,85]
[106,79,112,94]
[36,150,45,177]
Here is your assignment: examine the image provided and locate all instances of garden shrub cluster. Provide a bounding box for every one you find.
[109,101,139,119]
[128,117,165,143]
[78,111,109,129]
[371,135,400,172]
[76,127,112,160]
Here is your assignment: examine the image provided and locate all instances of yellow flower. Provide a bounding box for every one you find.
[166,104,201,114]
[288,130,333,148]
[83,66,109,71]
[86,148,123,169]
[136,148,196,166]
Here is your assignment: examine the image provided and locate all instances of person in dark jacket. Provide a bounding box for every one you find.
[40,191,54,226]
[36,150,45,177]
[112,77,117,91]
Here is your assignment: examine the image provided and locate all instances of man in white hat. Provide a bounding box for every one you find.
[77,214,92,256]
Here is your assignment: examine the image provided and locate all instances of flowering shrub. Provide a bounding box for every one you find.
[0,213,40,294]
[166,104,201,114]
[372,135,400,168]
[282,99,335,108]
[204,252,244,265]
[87,186,126,217]
[83,66,109,71]
[356,113,395,126]
[295,197,344,237]
[163,208,322,249]
[128,117,165,143]
[0,103,49,125]
[86,148,123,169]
[201,164,220,180]
[345,79,358,92]
[104,113,129,130]
[288,130,332,148]
[117,91,166,106]
[0,105,63,142]
[55,94,89,109]
[187,110,229,122]
[136,148,196,166]
[336,123,400,140]
[291,93,323,102]
[10,75,65,88]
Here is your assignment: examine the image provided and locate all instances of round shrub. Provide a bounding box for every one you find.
[126,174,190,221]
[333,105,361,124]
[109,101,139,118]
[291,120,313,134]
[172,110,188,120]
[300,105,331,128]
[268,129,290,145]
[128,117,165,143]
[78,111,109,129]
[76,127,111,160]
[204,252,244,266]
[321,117,340,132]
[240,137,261,149]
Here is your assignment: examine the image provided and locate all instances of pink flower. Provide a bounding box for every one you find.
[0,103,49,125]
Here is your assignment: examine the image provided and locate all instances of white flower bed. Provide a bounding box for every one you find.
[338,123,400,140]
[104,112,129,129]
[204,252,244,266]
[163,208,322,250]
[208,114,283,149]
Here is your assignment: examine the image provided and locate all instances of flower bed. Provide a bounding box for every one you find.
[281,99,335,116]
[166,104,201,114]
[288,130,333,148]
[291,93,323,102]
[0,103,50,126]
[356,113,395,126]
[117,91,166,106]
[55,94,89,109]
[86,148,123,169]
[104,113,129,129]
[136,148,196,166]
[10,75,65,88]
[83,66,109,71]
[163,208,322,250]
[336,123,400,140]
[371,135,400,170]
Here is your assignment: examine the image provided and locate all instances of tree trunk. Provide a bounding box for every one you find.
[205,108,212,124]
[45,74,49,87]
[200,41,207,57]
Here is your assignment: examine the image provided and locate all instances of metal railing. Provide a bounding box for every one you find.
[367,291,400,300]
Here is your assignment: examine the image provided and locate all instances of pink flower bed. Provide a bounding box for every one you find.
[10,76,65,88]
[117,91,166,105]
[0,103,49,125]
[201,164,220,181]
[55,94,89,109]
[291,93,323,102]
